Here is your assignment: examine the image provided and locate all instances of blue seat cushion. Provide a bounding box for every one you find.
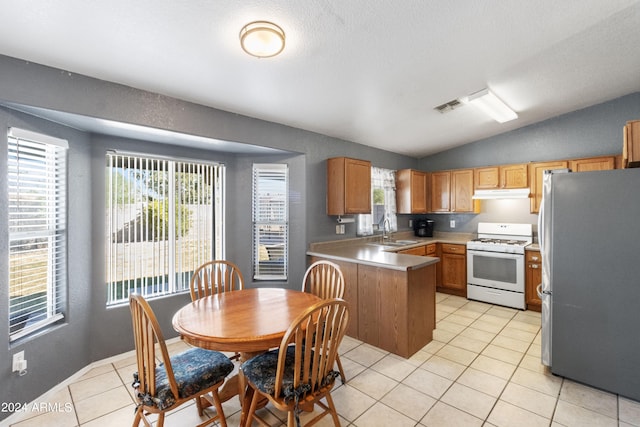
[241,346,338,400]
[135,347,234,410]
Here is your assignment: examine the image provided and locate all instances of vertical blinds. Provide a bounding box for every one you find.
[8,128,68,342]
[105,153,223,305]
[252,163,288,280]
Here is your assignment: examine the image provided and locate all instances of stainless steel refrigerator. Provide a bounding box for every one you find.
[538,167,640,401]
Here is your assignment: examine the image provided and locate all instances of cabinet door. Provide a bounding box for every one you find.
[451,169,474,212]
[425,243,437,256]
[441,253,466,294]
[357,265,379,346]
[431,171,451,212]
[529,161,568,213]
[345,158,372,214]
[624,120,640,168]
[396,169,427,214]
[525,251,542,312]
[327,157,371,215]
[569,156,615,172]
[500,164,528,188]
[474,167,500,189]
[411,171,428,213]
[439,244,466,296]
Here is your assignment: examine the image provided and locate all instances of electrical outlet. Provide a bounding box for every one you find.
[450,219,456,228]
[408,219,413,228]
[12,351,24,372]
[335,224,345,234]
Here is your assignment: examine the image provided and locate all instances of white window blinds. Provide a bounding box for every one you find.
[8,128,68,342]
[252,164,288,280]
[105,153,224,305]
[356,167,397,236]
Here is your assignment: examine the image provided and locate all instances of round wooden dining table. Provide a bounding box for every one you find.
[172,287,322,423]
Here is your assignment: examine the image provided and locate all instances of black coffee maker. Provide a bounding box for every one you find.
[414,219,434,237]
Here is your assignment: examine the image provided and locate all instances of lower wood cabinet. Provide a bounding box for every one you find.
[437,243,467,297]
[397,245,427,255]
[525,250,542,311]
[357,264,435,357]
[309,256,436,358]
[309,257,359,338]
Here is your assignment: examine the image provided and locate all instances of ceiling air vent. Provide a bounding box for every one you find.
[434,99,462,113]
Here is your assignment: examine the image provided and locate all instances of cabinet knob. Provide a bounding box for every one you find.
[529,264,539,269]
[531,256,539,261]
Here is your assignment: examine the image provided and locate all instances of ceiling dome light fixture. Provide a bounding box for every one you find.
[239,21,285,58]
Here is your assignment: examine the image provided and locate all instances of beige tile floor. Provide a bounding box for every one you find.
[6,292,640,427]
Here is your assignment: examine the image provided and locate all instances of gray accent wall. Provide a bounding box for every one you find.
[419,92,640,235]
[0,51,639,419]
[0,54,417,417]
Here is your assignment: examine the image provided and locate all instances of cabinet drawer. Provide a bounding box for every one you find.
[526,251,541,262]
[425,243,437,255]
[441,244,466,255]
[398,246,426,256]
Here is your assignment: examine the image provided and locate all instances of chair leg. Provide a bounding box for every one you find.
[195,394,205,416]
[156,413,165,427]
[324,392,341,426]
[287,410,296,427]
[335,354,347,383]
[244,387,261,427]
[132,408,142,427]
[211,389,227,427]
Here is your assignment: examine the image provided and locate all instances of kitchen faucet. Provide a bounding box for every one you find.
[382,216,391,242]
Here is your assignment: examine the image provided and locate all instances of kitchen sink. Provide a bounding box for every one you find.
[368,239,419,247]
[393,240,419,245]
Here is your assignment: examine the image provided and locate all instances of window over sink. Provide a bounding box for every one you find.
[356,167,397,236]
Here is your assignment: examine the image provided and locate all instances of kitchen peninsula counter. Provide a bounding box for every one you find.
[306,232,472,358]
[306,232,472,270]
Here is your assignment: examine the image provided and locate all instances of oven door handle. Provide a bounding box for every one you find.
[467,249,523,260]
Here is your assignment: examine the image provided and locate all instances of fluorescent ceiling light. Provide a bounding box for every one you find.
[464,88,518,123]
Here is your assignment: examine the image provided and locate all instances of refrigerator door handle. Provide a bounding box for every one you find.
[536,283,551,298]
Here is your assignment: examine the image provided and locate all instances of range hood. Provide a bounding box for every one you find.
[472,188,530,200]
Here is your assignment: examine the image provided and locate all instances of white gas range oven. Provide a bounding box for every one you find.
[466,222,533,310]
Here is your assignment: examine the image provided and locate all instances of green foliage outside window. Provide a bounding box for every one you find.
[144,200,192,240]
[373,188,385,204]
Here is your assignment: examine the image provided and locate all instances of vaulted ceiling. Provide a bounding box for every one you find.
[1,0,639,157]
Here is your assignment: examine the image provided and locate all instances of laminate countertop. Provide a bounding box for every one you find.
[307,233,472,272]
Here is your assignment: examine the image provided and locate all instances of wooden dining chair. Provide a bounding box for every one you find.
[241,298,350,427]
[190,260,244,361]
[190,260,244,300]
[129,294,234,427]
[301,260,347,383]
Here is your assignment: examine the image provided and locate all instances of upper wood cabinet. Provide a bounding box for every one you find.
[529,161,569,213]
[623,120,640,168]
[430,171,451,212]
[326,157,371,215]
[396,169,428,214]
[451,169,474,212]
[569,156,615,172]
[474,164,528,190]
[430,169,475,213]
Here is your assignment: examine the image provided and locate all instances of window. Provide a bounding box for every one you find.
[105,152,224,306]
[8,128,68,342]
[357,167,397,236]
[252,164,288,280]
